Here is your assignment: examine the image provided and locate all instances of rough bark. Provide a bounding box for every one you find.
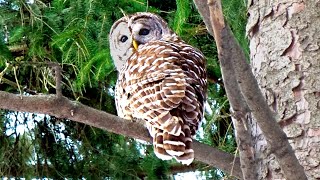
[195,0,307,179]
[247,0,320,179]
[0,91,243,178]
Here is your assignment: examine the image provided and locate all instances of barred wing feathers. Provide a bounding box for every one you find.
[115,39,206,165]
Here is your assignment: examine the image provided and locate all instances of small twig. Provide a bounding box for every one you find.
[54,65,62,98]
[10,61,63,97]
[0,62,11,83]
[8,44,28,52]
[11,61,59,68]
[1,75,38,95]
[13,66,22,98]
[1,77,18,88]
[230,147,239,177]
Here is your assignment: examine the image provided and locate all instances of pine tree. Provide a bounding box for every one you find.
[0,0,247,178]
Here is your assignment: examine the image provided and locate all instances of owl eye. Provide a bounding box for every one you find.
[139,28,150,36]
[120,35,128,43]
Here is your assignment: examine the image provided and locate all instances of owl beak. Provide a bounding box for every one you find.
[132,39,139,50]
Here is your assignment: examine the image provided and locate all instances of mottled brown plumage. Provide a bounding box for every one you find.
[110,12,207,165]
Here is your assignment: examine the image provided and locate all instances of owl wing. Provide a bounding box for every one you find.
[116,42,188,126]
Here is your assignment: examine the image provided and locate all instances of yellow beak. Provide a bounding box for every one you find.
[132,39,139,50]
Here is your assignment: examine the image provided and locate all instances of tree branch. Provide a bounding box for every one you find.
[169,162,206,175]
[0,90,243,178]
[199,0,307,179]
[226,29,307,180]
[194,0,256,179]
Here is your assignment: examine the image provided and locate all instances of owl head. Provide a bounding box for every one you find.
[109,12,175,71]
[109,16,133,71]
[128,12,174,47]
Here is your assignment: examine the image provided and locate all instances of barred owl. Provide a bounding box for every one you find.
[109,12,207,165]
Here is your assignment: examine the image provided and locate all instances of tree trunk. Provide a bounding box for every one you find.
[247,0,320,179]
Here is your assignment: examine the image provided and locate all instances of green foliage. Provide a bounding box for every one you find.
[0,43,12,67]
[0,112,36,178]
[0,0,249,178]
[9,27,26,44]
[172,0,192,35]
[0,0,153,96]
[222,0,249,57]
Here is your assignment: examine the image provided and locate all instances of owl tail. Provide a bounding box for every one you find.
[151,117,194,165]
[173,124,194,165]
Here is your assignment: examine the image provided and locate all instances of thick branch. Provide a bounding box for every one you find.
[204,0,307,179]
[194,0,256,179]
[0,91,243,178]
[169,163,204,175]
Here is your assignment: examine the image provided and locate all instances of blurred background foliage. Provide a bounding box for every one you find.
[0,0,247,179]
